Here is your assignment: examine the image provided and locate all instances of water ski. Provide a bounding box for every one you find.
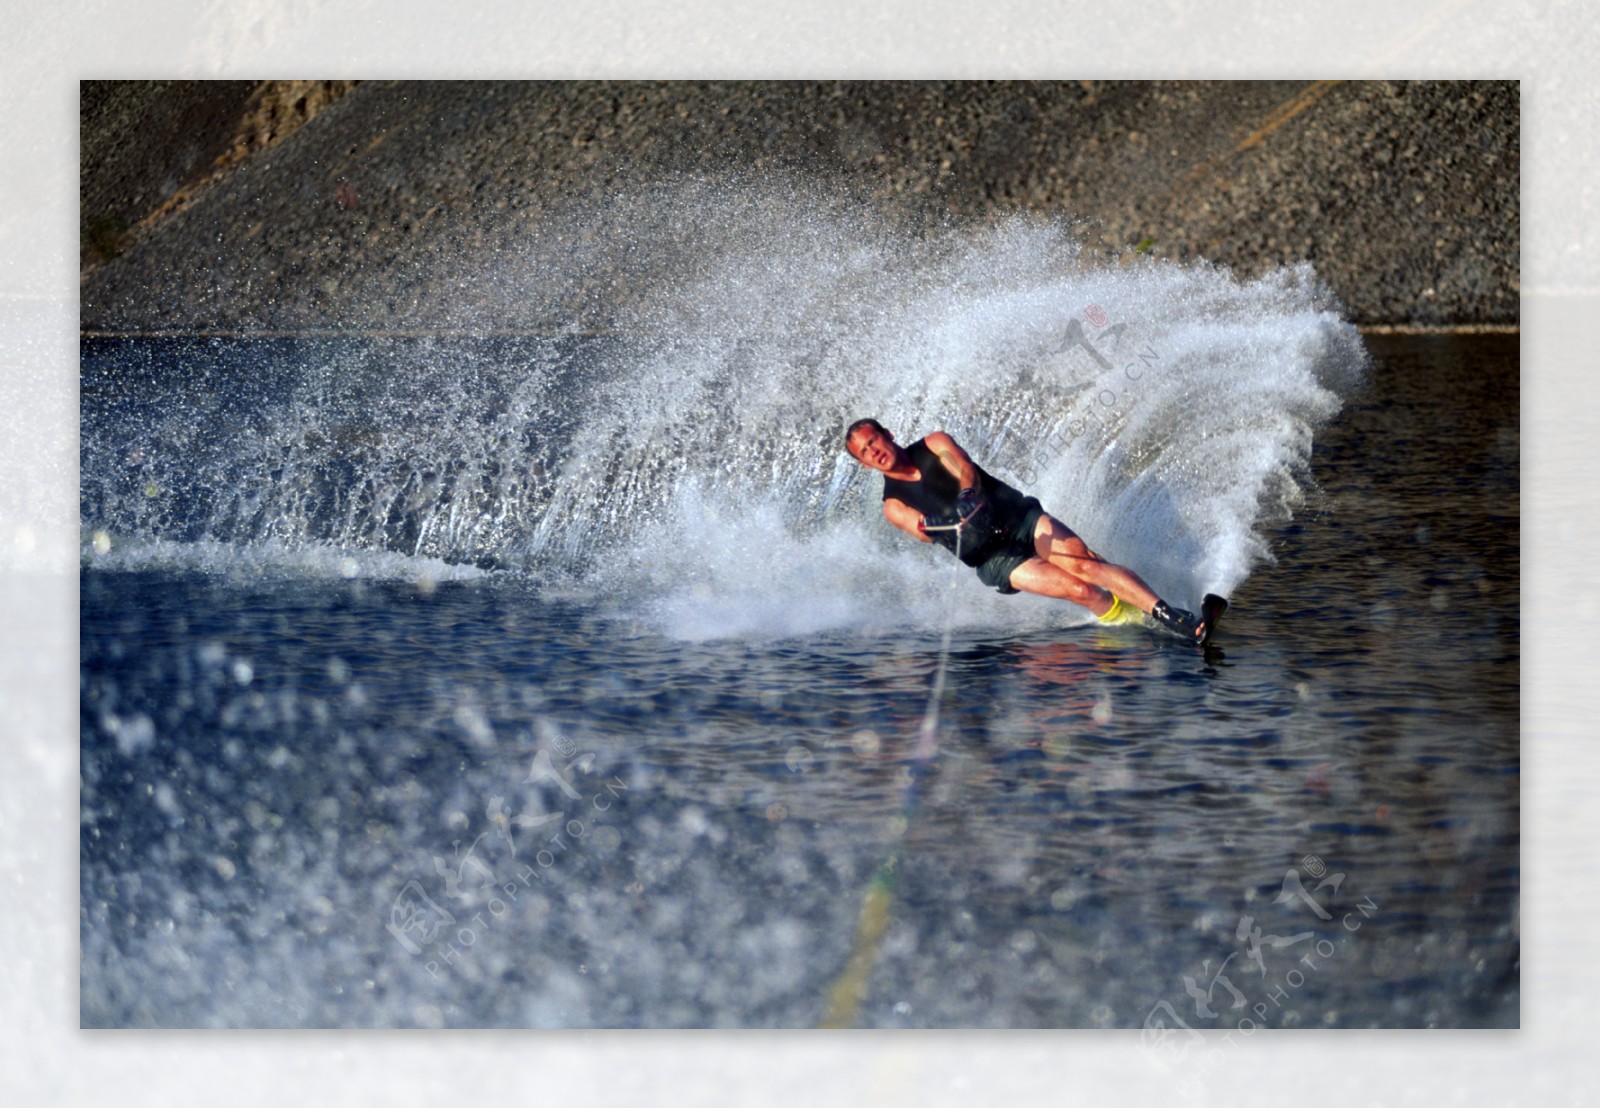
[1148,594,1227,645]
[1147,593,1228,645]
[1198,593,1228,647]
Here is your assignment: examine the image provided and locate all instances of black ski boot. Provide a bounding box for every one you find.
[1150,599,1204,642]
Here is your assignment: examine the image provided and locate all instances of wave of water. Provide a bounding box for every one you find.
[80,179,1367,638]
[79,536,490,585]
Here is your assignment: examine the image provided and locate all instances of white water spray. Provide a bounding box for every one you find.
[80,178,1367,636]
[533,180,1366,637]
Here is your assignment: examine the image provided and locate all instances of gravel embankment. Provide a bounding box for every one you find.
[80,80,1518,332]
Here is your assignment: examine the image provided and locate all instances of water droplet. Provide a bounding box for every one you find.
[678,806,710,836]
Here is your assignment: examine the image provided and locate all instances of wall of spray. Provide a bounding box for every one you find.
[81,177,1367,638]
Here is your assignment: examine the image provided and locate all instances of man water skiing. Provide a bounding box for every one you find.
[844,418,1210,641]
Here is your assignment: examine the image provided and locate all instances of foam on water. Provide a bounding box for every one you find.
[81,534,489,584]
[619,485,1075,642]
[80,177,1367,638]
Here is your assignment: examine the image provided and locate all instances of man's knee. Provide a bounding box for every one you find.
[1064,577,1100,605]
[1034,571,1094,605]
[1059,555,1103,579]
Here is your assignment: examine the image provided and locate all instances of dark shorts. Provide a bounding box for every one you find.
[973,499,1045,594]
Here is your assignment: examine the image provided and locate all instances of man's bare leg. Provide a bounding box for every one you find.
[1028,512,1207,638]
[1007,557,1116,617]
[1030,513,1162,613]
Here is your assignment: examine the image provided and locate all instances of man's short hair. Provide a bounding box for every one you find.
[844,417,889,451]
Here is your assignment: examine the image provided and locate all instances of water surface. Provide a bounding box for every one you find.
[79,332,1516,1032]
[77,210,1516,1033]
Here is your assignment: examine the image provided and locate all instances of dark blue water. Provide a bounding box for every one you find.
[79,331,1517,1033]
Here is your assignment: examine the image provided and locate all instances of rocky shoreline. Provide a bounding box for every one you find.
[80,80,1518,332]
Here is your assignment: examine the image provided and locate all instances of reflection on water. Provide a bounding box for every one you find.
[79,335,1516,1029]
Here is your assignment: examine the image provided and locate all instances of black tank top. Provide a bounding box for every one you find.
[882,439,1031,566]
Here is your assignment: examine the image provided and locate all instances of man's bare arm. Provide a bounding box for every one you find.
[883,497,932,541]
[923,431,980,492]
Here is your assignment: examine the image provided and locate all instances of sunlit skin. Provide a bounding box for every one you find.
[846,423,1204,634]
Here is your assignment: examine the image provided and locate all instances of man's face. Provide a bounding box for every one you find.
[847,426,899,472]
